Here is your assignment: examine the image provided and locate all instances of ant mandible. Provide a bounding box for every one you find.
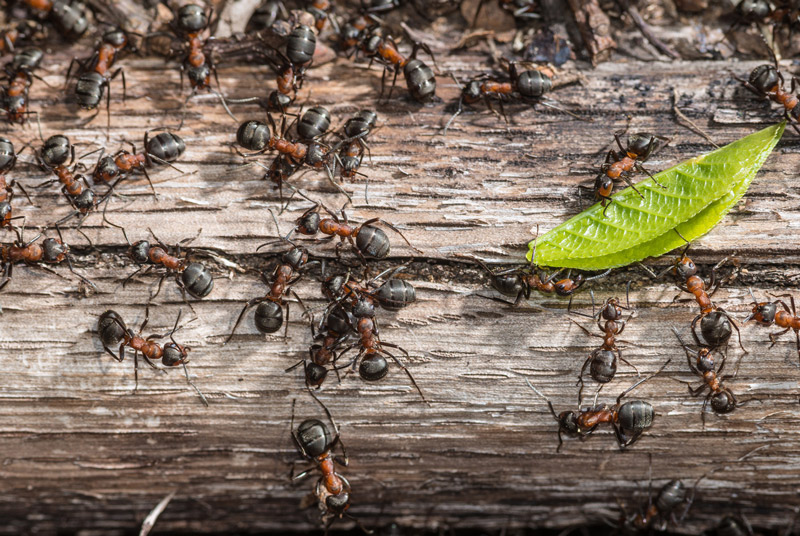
[97,307,208,406]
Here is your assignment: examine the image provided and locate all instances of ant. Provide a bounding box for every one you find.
[337,110,377,181]
[1,47,45,124]
[225,244,314,342]
[97,307,208,406]
[673,328,737,421]
[355,26,437,102]
[584,132,668,215]
[570,291,640,399]
[286,304,356,387]
[290,400,367,532]
[322,266,417,312]
[736,47,800,135]
[114,226,214,301]
[289,193,419,260]
[306,0,337,32]
[0,138,32,230]
[0,21,41,55]
[246,1,288,33]
[670,246,744,351]
[23,0,88,41]
[338,296,427,402]
[37,134,101,219]
[0,225,94,291]
[93,130,187,198]
[338,12,378,52]
[745,289,800,362]
[528,359,670,452]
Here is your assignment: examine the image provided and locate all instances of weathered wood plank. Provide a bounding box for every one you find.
[2,1,800,534]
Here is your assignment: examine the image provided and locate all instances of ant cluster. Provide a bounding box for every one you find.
[2,0,800,533]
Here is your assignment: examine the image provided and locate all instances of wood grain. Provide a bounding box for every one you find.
[2,1,800,534]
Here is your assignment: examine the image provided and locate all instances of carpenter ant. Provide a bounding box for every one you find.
[528,359,670,451]
[37,134,101,218]
[354,27,437,102]
[337,110,377,181]
[673,328,737,419]
[584,132,669,215]
[338,13,377,52]
[306,0,337,32]
[337,296,427,402]
[322,265,417,312]
[246,1,288,33]
[288,194,419,260]
[737,48,800,134]
[0,21,41,54]
[671,246,744,351]
[0,225,94,291]
[745,289,800,362]
[23,0,88,41]
[1,47,44,124]
[92,130,186,198]
[570,292,640,399]
[225,244,313,342]
[0,138,31,230]
[96,307,208,406]
[287,304,356,387]
[115,226,213,301]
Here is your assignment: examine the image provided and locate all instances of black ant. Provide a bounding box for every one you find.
[97,307,208,406]
[1,47,45,125]
[570,291,640,399]
[745,288,800,362]
[23,0,88,41]
[673,328,737,421]
[527,359,670,451]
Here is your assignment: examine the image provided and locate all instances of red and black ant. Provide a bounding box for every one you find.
[336,110,376,181]
[287,304,356,388]
[673,328,737,421]
[0,21,40,55]
[670,246,744,351]
[527,359,670,452]
[92,130,187,198]
[225,243,314,342]
[246,1,288,33]
[322,266,417,312]
[745,288,800,362]
[0,225,94,292]
[0,138,31,230]
[581,132,669,215]
[22,0,88,41]
[570,291,640,399]
[1,47,45,125]
[306,0,337,32]
[97,306,208,406]
[288,192,420,260]
[736,47,800,135]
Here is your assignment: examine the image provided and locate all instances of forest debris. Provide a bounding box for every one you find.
[567,0,616,65]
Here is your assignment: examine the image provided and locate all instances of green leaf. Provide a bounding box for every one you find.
[527,122,785,269]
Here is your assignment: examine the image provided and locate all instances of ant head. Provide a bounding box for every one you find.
[0,201,11,224]
[73,188,96,212]
[340,22,361,48]
[0,138,17,173]
[176,4,208,35]
[594,173,613,192]
[162,342,189,367]
[363,33,382,54]
[282,246,308,270]
[600,298,622,320]
[296,418,332,457]
[341,155,361,177]
[267,90,294,114]
[751,301,777,324]
[673,255,697,279]
[710,390,737,414]
[353,297,375,319]
[102,28,127,48]
[554,275,583,296]
[462,80,482,103]
[626,133,657,158]
[749,64,780,93]
[558,411,578,435]
[696,348,715,372]
[41,135,71,168]
[42,237,68,263]
[305,361,328,386]
[737,0,773,20]
[297,210,321,235]
[359,353,388,381]
[94,155,120,182]
[128,240,151,264]
[325,491,351,515]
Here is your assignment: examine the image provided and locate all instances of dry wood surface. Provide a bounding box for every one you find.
[2,0,800,534]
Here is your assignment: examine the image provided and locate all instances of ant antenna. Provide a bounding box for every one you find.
[616,358,672,404]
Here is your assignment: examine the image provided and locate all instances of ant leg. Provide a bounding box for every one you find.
[380,344,428,405]
[634,163,666,189]
[576,356,591,401]
[768,327,791,347]
[619,174,645,199]
[614,133,626,153]
[568,318,602,338]
[133,350,140,394]
[183,364,209,407]
[224,297,265,344]
[618,349,640,376]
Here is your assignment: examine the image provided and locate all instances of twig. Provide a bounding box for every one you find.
[139,490,177,536]
[671,88,719,148]
[624,4,680,60]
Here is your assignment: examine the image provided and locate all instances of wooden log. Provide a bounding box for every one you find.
[2,3,800,534]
